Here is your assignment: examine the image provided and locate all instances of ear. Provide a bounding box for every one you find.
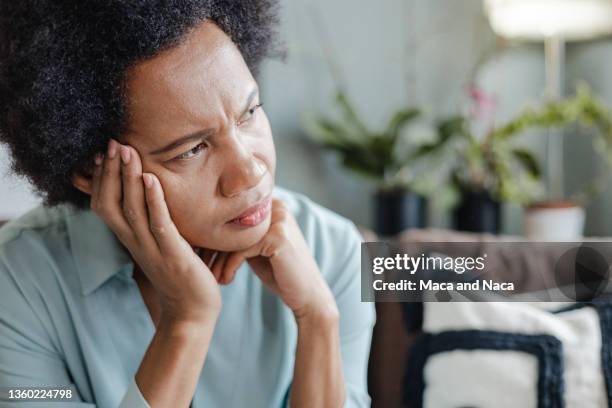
[71,170,93,196]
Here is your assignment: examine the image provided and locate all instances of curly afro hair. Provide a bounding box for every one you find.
[0,1,282,209]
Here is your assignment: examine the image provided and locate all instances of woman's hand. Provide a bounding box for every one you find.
[215,199,338,321]
[91,139,222,325]
[216,199,345,407]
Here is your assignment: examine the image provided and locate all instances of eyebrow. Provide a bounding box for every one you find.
[241,87,260,117]
[149,130,213,156]
[149,87,260,156]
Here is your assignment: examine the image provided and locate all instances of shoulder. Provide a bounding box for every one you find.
[0,204,70,249]
[0,204,74,309]
[0,205,72,276]
[0,205,73,353]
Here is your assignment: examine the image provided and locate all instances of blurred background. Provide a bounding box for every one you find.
[262,0,612,239]
[4,0,612,239]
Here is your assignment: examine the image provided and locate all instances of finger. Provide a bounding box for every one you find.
[247,257,276,288]
[197,248,218,269]
[119,145,157,252]
[206,250,219,270]
[221,263,244,285]
[221,255,249,285]
[211,251,230,283]
[90,152,104,207]
[220,245,261,284]
[220,252,244,284]
[142,172,187,256]
[271,198,289,222]
[96,139,134,243]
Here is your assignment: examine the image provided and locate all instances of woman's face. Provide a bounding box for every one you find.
[120,21,276,252]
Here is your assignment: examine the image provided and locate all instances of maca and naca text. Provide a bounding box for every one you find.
[370,253,515,292]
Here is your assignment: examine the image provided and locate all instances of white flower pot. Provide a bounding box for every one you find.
[524,202,585,240]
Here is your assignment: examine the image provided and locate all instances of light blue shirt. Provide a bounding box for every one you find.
[0,186,374,407]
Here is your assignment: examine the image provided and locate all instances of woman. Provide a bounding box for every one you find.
[0,1,374,407]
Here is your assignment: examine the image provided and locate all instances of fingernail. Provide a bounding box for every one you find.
[143,173,153,189]
[108,139,117,159]
[120,146,131,164]
[94,153,103,166]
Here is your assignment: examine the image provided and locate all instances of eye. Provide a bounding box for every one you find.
[174,142,207,161]
[238,102,263,126]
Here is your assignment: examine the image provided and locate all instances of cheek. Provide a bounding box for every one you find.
[263,137,276,174]
[158,173,218,238]
[256,115,276,174]
[161,174,195,210]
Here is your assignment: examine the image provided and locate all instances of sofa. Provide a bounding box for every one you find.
[365,228,612,408]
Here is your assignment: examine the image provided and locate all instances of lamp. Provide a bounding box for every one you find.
[485,0,612,41]
[484,0,612,239]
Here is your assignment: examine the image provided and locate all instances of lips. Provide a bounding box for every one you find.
[228,196,272,227]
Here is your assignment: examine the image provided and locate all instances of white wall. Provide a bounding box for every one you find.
[0,145,41,220]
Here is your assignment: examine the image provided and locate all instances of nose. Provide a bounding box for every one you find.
[219,133,266,198]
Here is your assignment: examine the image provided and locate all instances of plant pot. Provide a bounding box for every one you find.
[374,190,426,237]
[524,201,585,240]
[453,190,501,234]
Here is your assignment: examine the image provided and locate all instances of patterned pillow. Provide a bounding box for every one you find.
[404,302,612,408]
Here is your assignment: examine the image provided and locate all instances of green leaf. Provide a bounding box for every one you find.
[410,116,469,158]
[385,108,421,141]
[305,115,365,153]
[341,153,384,180]
[511,148,541,178]
[335,91,370,135]
[438,116,468,139]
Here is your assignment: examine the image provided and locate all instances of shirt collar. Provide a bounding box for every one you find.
[65,206,134,295]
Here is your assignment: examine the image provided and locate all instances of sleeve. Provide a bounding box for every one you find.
[118,379,151,408]
[0,262,150,408]
[330,222,377,408]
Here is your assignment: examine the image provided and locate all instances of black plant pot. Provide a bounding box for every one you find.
[374,190,426,237]
[453,190,501,234]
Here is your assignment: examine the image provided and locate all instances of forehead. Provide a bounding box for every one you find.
[124,21,254,144]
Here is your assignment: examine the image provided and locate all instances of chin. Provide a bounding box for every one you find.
[187,215,272,253]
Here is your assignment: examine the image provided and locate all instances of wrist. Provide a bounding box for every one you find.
[294,288,339,329]
[158,308,220,337]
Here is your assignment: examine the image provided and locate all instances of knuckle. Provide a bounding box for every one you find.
[122,205,139,224]
[123,165,139,179]
[275,204,289,218]
[261,242,280,258]
[149,222,166,236]
[274,222,291,238]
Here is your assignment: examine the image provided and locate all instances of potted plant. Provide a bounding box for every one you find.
[421,84,612,237]
[413,112,542,233]
[305,90,437,236]
[493,84,612,239]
